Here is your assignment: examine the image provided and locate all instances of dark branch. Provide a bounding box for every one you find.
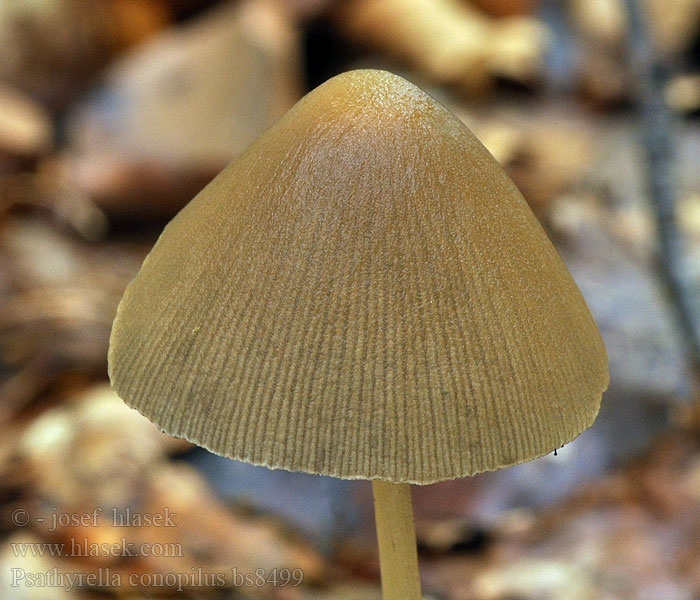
[624,0,700,378]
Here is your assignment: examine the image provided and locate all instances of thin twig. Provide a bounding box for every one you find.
[624,0,700,377]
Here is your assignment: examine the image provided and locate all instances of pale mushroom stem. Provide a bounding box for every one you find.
[372,480,423,600]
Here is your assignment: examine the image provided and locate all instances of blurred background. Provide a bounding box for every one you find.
[1,0,700,598]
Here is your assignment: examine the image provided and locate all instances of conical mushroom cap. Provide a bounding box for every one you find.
[109,70,608,484]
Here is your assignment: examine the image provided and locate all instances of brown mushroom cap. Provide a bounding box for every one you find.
[109,69,608,484]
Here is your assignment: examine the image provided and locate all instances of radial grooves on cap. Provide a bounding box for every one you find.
[108,70,608,484]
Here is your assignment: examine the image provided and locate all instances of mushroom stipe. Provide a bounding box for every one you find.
[109,69,609,600]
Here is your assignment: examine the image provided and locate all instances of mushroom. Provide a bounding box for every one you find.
[109,69,609,599]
